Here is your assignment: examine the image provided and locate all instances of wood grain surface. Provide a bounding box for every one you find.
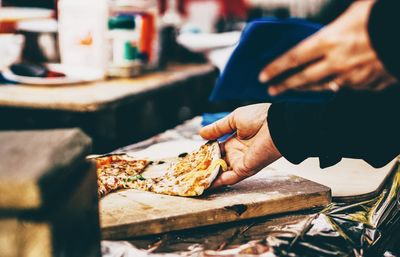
[0,219,52,257]
[100,170,331,239]
[0,165,101,257]
[0,129,92,209]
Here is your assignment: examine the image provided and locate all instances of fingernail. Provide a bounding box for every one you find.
[259,72,269,83]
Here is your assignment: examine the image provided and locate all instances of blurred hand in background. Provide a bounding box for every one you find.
[200,104,281,188]
[259,0,397,95]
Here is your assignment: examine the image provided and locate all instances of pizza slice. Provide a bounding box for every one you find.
[137,141,227,196]
[94,155,149,197]
[92,141,227,198]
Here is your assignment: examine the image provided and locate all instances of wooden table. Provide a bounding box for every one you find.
[101,117,400,257]
[0,64,218,152]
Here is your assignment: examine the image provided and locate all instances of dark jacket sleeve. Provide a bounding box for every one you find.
[266,0,400,168]
[267,86,400,168]
[368,0,400,79]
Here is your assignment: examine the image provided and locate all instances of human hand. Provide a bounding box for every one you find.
[259,0,397,96]
[199,104,282,188]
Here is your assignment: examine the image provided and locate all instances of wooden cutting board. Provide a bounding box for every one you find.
[100,170,330,239]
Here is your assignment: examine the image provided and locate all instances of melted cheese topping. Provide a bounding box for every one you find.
[95,142,223,197]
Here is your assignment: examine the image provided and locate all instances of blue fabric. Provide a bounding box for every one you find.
[210,18,334,103]
[201,112,230,127]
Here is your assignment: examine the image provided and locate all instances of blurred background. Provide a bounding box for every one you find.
[0,0,353,151]
[0,0,353,68]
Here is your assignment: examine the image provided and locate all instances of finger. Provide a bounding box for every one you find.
[259,34,324,83]
[334,66,373,88]
[211,169,248,188]
[199,113,236,140]
[352,73,397,91]
[374,79,397,91]
[333,63,396,91]
[268,61,332,96]
[213,154,253,188]
[296,81,339,92]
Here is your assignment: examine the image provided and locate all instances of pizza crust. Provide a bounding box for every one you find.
[198,141,224,194]
[92,141,226,197]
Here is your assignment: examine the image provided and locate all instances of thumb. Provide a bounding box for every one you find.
[199,113,236,140]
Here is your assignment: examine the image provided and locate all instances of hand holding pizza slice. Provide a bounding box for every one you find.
[200,104,282,188]
[92,103,281,197]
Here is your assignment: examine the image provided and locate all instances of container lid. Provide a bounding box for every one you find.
[108,15,136,30]
[17,18,58,33]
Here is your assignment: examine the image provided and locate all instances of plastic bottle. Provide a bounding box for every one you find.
[107,15,141,77]
[109,0,160,70]
[58,0,109,78]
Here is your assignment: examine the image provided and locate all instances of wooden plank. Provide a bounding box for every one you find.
[0,129,92,209]
[19,221,52,257]
[0,128,100,257]
[0,219,52,257]
[0,64,216,112]
[0,219,19,257]
[100,170,331,239]
[48,161,101,257]
[0,163,100,257]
